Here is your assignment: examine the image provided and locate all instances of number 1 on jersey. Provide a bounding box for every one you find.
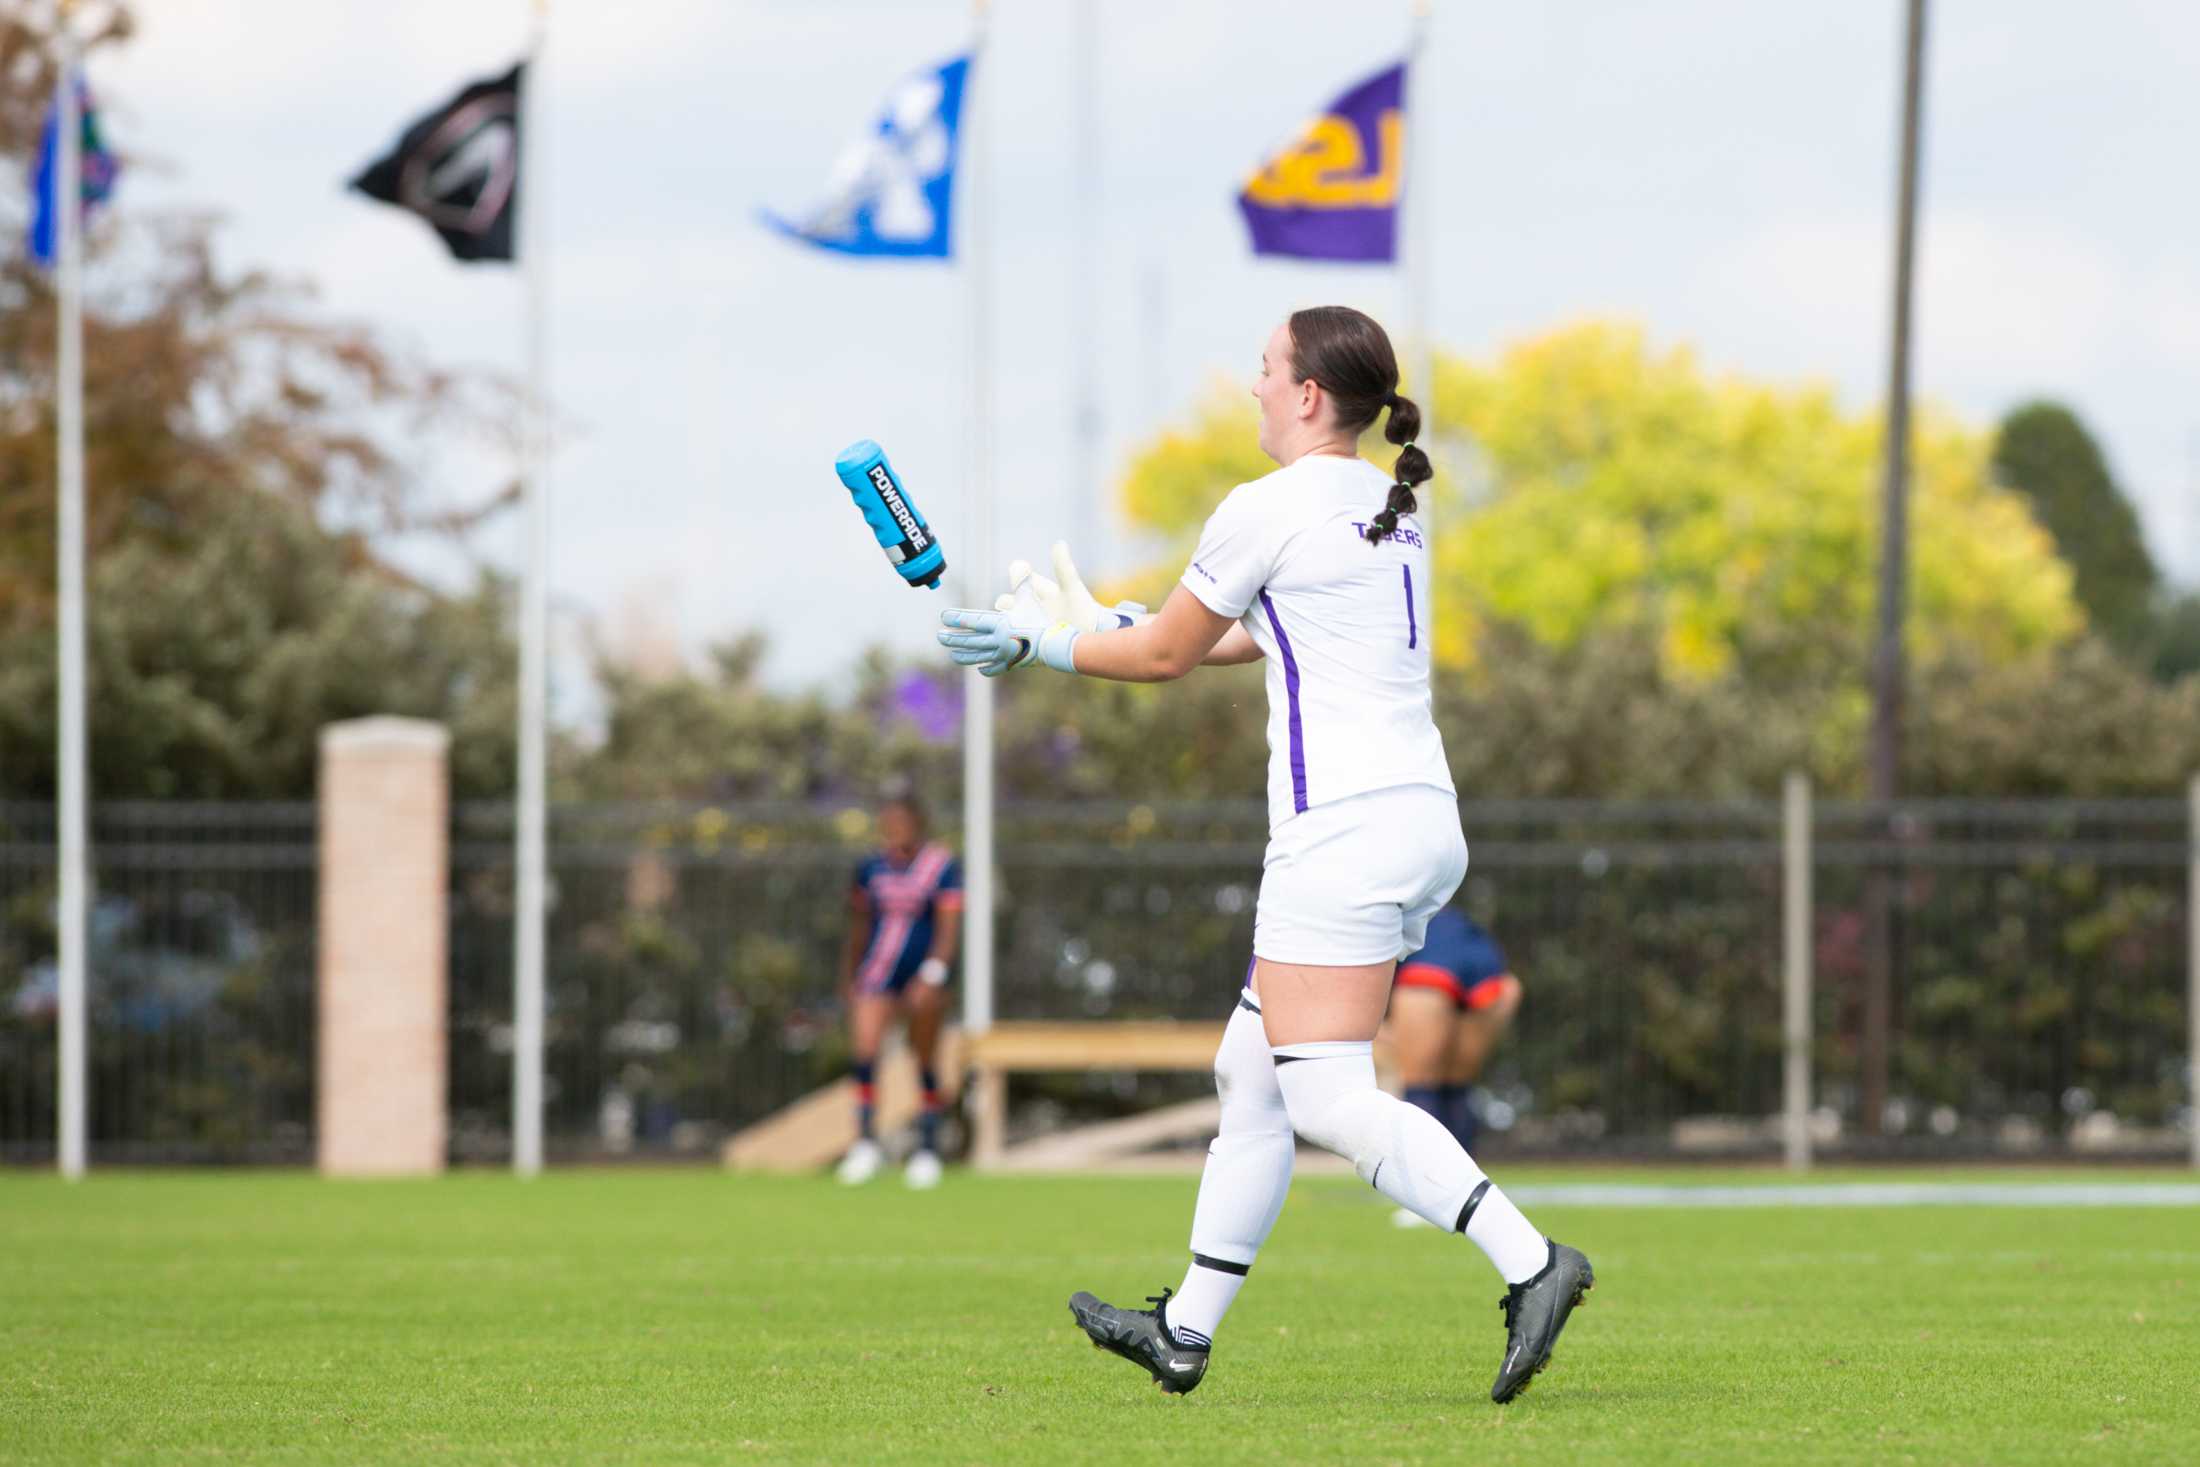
[1402,565,1418,649]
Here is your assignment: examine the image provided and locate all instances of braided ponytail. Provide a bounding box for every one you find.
[1363,391,1430,545]
[1281,307,1434,546]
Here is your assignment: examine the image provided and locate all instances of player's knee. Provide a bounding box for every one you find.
[1214,1002,1289,1133]
[1291,1094,1391,1187]
[1272,1041,1382,1169]
[1214,1038,1268,1098]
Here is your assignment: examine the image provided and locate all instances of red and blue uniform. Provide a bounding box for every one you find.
[1395,908,1515,1011]
[850,842,963,996]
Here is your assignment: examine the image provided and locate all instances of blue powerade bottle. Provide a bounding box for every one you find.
[834,440,947,590]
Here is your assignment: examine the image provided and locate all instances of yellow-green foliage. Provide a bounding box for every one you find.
[1116,382,1274,543]
[1116,321,2082,683]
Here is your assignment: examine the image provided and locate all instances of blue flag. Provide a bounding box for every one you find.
[763,53,971,259]
[29,74,121,269]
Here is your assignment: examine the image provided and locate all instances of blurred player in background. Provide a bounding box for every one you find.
[835,792,962,1189]
[940,306,1592,1404]
[1386,907,1523,1228]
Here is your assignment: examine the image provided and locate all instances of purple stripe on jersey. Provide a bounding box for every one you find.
[1257,589,1309,814]
[1403,565,1418,649]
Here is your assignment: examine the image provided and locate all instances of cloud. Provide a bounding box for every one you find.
[1694,204,2183,396]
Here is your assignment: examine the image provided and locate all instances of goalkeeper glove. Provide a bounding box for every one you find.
[938,575,1079,677]
[992,542,1146,632]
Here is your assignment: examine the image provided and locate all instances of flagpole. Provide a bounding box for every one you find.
[513,0,551,1178]
[962,0,997,1044]
[1070,0,1100,563]
[54,11,89,1182]
[1402,0,1432,464]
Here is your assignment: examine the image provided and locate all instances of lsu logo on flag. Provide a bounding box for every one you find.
[1238,62,1404,263]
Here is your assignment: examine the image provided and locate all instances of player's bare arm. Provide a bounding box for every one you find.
[1201,624,1264,666]
[838,887,870,994]
[922,906,961,977]
[1064,586,1236,683]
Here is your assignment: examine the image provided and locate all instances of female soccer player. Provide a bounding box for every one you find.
[834,792,962,1189]
[938,307,1592,1403]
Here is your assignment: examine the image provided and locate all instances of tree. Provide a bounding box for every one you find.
[1115,322,2082,691]
[576,640,1035,804]
[0,5,519,796]
[0,492,518,798]
[2147,593,2200,684]
[1906,637,2200,796]
[1990,401,2158,653]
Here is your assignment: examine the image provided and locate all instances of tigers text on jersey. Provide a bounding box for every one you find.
[1180,452,1455,830]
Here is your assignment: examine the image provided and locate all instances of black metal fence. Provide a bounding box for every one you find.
[0,802,318,1164]
[1,797,2191,1164]
[1815,799,2191,1156]
[446,802,853,1163]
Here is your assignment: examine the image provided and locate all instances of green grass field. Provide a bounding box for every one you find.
[5,1167,2197,1465]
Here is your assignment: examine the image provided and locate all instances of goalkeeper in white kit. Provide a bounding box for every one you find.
[938,306,1592,1403]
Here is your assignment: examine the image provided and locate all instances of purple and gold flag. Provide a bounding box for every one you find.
[1238,62,1404,263]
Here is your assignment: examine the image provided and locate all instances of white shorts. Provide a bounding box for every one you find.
[1253,784,1468,966]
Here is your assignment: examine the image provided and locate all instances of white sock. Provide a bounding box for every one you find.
[1272,1039,1548,1285]
[1165,1260,1241,1350]
[1171,990,1293,1347]
[1459,1181,1550,1284]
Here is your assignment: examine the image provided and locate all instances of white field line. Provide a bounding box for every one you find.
[1508,1183,2200,1208]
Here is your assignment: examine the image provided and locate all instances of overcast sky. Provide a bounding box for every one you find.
[95,0,2200,698]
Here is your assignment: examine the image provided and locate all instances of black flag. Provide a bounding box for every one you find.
[350,63,522,262]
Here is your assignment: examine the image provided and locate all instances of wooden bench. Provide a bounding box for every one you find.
[963,1021,1226,1169]
[962,1018,1406,1170]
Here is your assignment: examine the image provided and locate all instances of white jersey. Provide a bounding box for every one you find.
[1179,452,1455,830]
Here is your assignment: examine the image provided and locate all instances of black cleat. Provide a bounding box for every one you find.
[1490,1240,1594,1404]
[1068,1287,1209,1395]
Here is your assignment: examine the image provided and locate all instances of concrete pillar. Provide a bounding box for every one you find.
[317,717,448,1176]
